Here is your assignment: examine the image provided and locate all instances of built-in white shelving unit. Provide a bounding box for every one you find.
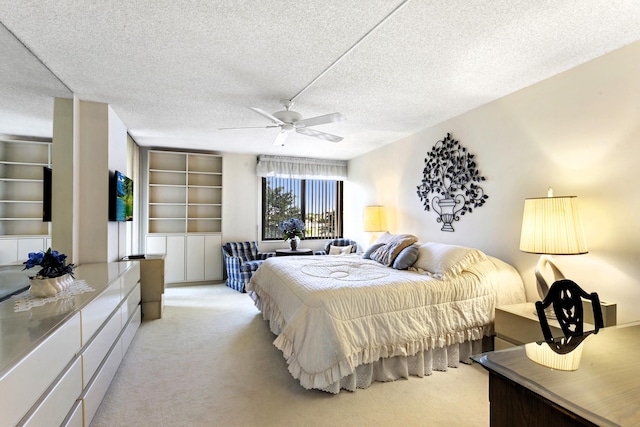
[0,138,51,236]
[145,150,223,283]
[147,150,222,234]
[0,138,51,264]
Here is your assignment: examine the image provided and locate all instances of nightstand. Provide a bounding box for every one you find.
[494,300,617,350]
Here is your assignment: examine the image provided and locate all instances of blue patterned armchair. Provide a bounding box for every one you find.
[222,242,275,292]
[315,238,358,255]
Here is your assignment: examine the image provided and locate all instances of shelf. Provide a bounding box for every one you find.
[148,152,186,172]
[0,140,51,237]
[0,140,50,164]
[186,185,222,189]
[0,221,49,236]
[149,170,187,186]
[188,172,222,187]
[149,204,185,216]
[148,186,186,204]
[187,219,221,233]
[188,204,221,219]
[0,178,43,183]
[0,161,48,166]
[188,154,222,173]
[148,169,187,174]
[148,219,186,234]
[188,187,221,204]
[149,183,186,188]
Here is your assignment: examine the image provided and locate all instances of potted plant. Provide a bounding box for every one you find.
[278,218,305,251]
[23,248,75,297]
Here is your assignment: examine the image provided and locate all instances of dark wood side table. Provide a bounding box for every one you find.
[275,248,313,257]
[473,322,640,427]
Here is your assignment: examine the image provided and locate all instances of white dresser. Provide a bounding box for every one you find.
[0,262,142,427]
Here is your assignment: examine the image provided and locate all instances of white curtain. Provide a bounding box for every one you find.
[256,155,347,180]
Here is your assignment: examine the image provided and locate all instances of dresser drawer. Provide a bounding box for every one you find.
[0,312,81,427]
[20,356,82,427]
[122,262,140,298]
[81,309,122,387]
[61,400,83,427]
[121,282,141,324]
[122,305,142,356]
[81,339,123,426]
[81,278,121,346]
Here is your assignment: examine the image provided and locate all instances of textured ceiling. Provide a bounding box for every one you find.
[1,1,640,159]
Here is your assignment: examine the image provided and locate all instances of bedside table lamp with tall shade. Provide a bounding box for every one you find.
[363,205,387,244]
[519,189,588,300]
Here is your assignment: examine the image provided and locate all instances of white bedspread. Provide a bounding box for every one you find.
[247,254,525,390]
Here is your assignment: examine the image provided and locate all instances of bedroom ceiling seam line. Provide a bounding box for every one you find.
[0,21,73,95]
[289,0,412,104]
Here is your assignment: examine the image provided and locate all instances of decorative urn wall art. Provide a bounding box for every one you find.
[416,133,489,231]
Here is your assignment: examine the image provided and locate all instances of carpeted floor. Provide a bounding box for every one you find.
[91,284,490,426]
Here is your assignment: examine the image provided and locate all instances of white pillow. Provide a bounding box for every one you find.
[329,244,352,255]
[412,242,486,279]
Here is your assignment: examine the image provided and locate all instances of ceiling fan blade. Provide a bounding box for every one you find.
[273,129,291,146]
[219,125,279,130]
[296,127,343,142]
[295,112,345,128]
[249,107,285,126]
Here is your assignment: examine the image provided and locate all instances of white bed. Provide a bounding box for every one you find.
[247,242,525,393]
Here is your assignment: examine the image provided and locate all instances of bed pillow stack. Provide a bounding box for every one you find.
[364,232,418,267]
[411,242,487,279]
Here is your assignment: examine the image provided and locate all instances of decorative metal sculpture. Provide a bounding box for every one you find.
[416,133,488,231]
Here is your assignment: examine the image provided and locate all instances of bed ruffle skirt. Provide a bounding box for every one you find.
[249,288,493,394]
[318,337,491,394]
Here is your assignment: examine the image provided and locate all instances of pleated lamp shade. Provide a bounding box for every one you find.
[363,206,387,232]
[519,196,588,255]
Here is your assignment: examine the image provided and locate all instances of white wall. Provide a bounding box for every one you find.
[52,99,129,264]
[221,153,343,254]
[76,101,109,264]
[346,40,640,324]
[107,105,128,262]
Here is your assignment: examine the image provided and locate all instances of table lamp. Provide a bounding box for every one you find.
[519,188,588,300]
[363,205,387,244]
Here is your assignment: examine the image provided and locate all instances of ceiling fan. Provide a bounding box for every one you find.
[220,100,345,146]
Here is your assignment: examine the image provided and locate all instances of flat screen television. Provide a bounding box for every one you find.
[43,166,52,222]
[109,170,133,221]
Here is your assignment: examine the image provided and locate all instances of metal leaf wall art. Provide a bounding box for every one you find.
[416,133,488,231]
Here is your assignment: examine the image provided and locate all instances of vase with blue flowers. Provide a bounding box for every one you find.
[279,218,305,251]
[23,248,75,297]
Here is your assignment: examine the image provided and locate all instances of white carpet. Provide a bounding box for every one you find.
[91,284,490,426]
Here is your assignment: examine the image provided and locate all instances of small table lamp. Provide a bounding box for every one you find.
[363,205,387,244]
[519,189,588,300]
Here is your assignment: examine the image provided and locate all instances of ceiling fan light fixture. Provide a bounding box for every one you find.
[272,110,302,123]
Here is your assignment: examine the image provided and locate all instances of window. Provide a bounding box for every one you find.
[262,177,343,240]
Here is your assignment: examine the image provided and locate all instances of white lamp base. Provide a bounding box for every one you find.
[535,254,566,300]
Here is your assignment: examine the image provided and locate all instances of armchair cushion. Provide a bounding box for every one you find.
[320,239,358,255]
[329,245,353,255]
[225,241,259,262]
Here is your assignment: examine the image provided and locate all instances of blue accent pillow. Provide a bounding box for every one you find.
[362,243,385,259]
[392,244,420,270]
